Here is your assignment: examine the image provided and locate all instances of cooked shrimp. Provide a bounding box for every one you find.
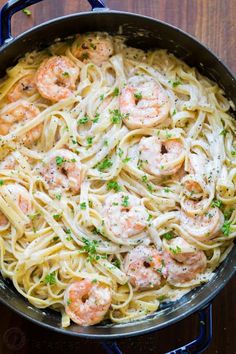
[71,33,114,66]
[182,175,205,200]
[163,237,207,284]
[0,183,31,226]
[138,136,185,177]
[64,279,112,326]
[120,75,170,129]
[39,149,84,194]
[0,100,41,146]
[124,245,165,290]
[103,192,149,239]
[180,207,224,240]
[8,74,37,102]
[35,56,79,102]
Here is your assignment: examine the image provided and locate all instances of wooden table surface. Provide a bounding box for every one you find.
[0,0,235,353]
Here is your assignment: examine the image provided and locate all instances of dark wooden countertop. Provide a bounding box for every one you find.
[0,1,235,353]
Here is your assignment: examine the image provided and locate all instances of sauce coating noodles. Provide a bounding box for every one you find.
[0,32,235,327]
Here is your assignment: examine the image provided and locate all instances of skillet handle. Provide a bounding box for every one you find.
[101,304,212,354]
[0,0,107,46]
[0,0,43,45]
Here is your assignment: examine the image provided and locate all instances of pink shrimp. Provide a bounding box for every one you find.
[138,136,185,177]
[64,279,112,326]
[0,100,41,146]
[120,75,170,129]
[71,32,114,66]
[180,207,224,240]
[39,149,84,195]
[163,237,207,284]
[103,192,149,239]
[7,74,37,102]
[35,56,79,102]
[124,245,165,290]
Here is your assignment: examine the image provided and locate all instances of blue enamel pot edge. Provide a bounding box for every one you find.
[0,0,235,351]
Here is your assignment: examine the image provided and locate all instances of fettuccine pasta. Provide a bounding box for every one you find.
[0,32,235,327]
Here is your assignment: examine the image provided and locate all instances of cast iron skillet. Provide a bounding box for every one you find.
[0,0,235,352]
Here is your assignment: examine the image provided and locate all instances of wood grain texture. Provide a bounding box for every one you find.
[0,1,235,353]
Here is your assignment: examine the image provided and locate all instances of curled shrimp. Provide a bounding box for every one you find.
[64,279,112,326]
[138,136,185,177]
[163,237,207,284]
[71,32,114,66]
[7,74,37,102]
[0,100,42,146]
[120,75,170,129]
[35,56,79,102]
[124,245,165,290]
[103,192,149,239]
[0,183,31,226]
[180,207,224,240]
[39,149,84,194]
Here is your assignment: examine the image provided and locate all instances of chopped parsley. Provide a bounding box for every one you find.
[211,199,222,208]
[0,180,4,186]
[53,213,62,221]
[164,187,171,193]
[44,272,56,285]
[110,109,123,124]
[162,232,174,240]
[122,157,131,163]
[142,175,148,182]
[96,158,113,171]
[78,116,89,124]
[22,8,31,16]
[172,80,182,88]
[55,193,62,200]
[55,156,65,166]
[64,228,71,234]
[62,72,70,77]
[67,299,72,305]
[82,237,99,262]
[100,94,104,101]
[112,259,121,269]
[221,220,232,236]
[220,129,228,136]
[80,202,87,210]
[121,195,129,207]
[172,109,177,116]
[169,245,181,254]
[117,148,124,157]
[107,181,121,192]
[86,136,94,146]
[112,87,119,97]
[134,92,142,100]
[92,113,99,123]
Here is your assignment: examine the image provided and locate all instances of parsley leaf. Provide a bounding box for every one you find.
[22,8,31,16]
[55,156,65,166]
[221,220,232,236]
[44,272,56,285]
[162,232,174,240]
[107,181,121,192]
[112,87,119,97]
[110,109,123,124]
[82,237,99,262]
[211,199,222,208]
[78,116,89,124]
[80,202,87,210]
[121,195,129,207]
[96,158,113,172]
